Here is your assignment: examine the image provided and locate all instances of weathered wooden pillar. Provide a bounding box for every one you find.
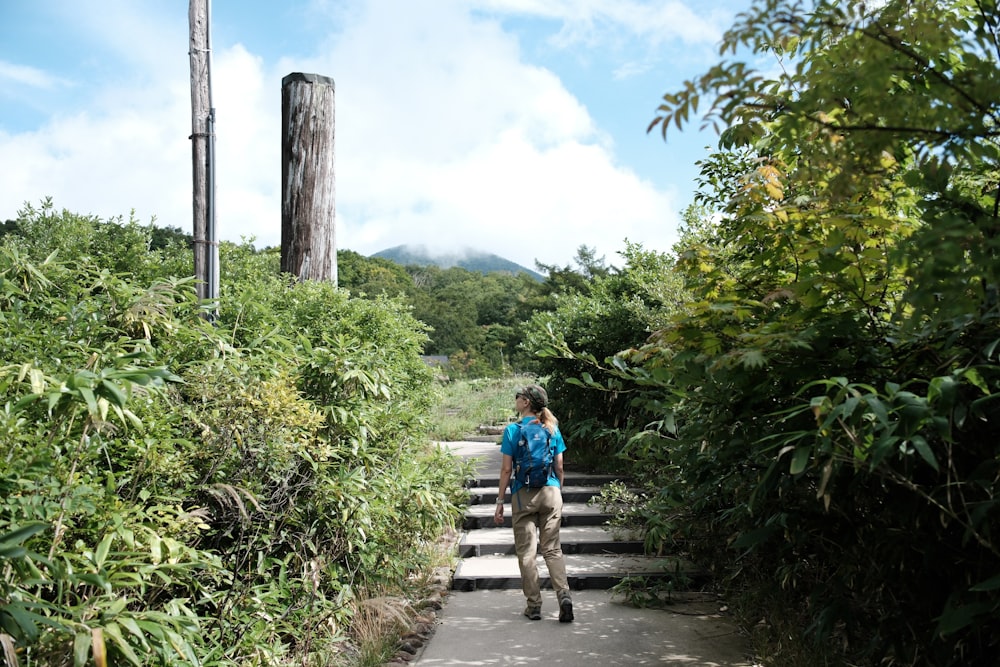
[281,72,337,284]
[189,0,210,300]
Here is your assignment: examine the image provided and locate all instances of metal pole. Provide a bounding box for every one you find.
[207,107,218,316]
[205,0,219,316]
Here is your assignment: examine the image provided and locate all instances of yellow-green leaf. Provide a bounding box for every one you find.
[73,631,91,667]
[103,623,142,666]
[790,447,811,475]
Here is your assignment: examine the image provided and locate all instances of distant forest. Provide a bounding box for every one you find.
[0,217,609,376]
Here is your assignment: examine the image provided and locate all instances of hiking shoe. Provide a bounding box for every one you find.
[523,606,541,620]
[558,594,574,623]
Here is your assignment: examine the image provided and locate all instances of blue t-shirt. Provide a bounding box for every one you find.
[501,416,567,496]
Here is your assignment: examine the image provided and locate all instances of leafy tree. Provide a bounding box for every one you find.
[525,242,685,469]
[337,248,415,297]
[0,218,18,238]
[149,224,191,251]
[8,198,192,284]
[538,1,1000,663]
[534,244,612,299]
[363,262,544,375]
[336,248,632,376]
[406,267,484,358]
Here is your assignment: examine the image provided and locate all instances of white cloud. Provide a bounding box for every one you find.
[470,0,733,83]
[473,0,722,47]
[272,0,681,268]
[0,2,192,227]
[335,127,679,269]
[46,1,182,76]
[0,61,69,89]
[0,98,191,229]
[1,0,689,269]
[212,44,282,243]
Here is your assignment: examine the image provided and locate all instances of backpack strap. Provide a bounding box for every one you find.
[512,420,535,512]
[513,422,523,512]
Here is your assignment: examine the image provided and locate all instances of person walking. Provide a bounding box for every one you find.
[493,384,574,622]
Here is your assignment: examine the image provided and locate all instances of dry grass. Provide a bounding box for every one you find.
[322,531,461,667]
[348,594,414,666]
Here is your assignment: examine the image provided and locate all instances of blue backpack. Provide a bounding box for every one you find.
[514,420,555,488]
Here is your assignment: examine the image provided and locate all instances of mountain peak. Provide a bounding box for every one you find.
[371,245,543,280]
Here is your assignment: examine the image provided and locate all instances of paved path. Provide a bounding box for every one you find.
[413,588,753,666]
[412,441,755,666]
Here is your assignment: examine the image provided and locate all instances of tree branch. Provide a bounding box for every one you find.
[973,0,1000,62]
[865,21,1000,128]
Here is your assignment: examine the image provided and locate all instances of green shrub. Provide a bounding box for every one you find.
[1,206,468,665]
[538,1,1000,662]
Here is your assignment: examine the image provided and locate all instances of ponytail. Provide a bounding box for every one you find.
[520,384,557,433]
[538,407,558,434]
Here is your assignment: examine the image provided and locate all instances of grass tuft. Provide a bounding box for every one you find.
[348,593,413,666]
[427,377,535,441]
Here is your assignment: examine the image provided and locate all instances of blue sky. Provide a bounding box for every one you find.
[1,0,750,270]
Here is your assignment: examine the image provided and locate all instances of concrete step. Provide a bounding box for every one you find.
[458,525,643,557]
[452,553,699,591]
[467,485,613,505]
[469,473,623,488]
[463,502,612,529]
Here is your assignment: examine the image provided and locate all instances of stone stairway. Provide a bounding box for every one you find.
[412,442,752,667]
[451,442,695,593]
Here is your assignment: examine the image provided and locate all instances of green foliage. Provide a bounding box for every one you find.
[338,249,414,298]
[558,0,1000,665]
[534,1,1000,664]
[1,206,469,665]
[9,198,192,284]
[586,481,645,542]
[0,249,220,664]
[338,245,636,379]
[533,244,613,298]
[371,245,541,279]
[338,252,545,376]
[524,242,686,470]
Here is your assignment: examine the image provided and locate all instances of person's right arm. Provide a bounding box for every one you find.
[495,424,517,525]
[494,453,513,525]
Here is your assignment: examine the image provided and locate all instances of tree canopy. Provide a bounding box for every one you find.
[534,1,1000,663]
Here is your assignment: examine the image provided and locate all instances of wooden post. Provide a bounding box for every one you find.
[281,72,337,284]
[189,0,210,300]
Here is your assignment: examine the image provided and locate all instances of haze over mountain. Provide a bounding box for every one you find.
[372,245,544,281]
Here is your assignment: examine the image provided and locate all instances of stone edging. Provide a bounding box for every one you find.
[380,528,460,665]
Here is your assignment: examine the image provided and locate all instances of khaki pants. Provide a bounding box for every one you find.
[512,485,569,607]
